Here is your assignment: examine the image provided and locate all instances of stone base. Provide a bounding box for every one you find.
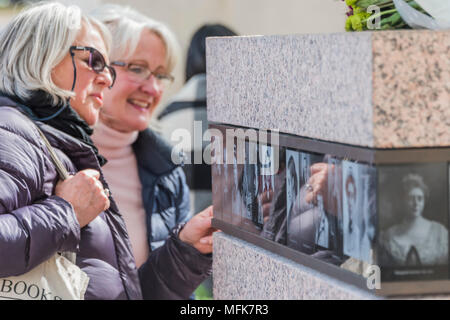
[212,232,377,300]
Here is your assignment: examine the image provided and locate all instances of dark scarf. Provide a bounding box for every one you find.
[1,90,107,166]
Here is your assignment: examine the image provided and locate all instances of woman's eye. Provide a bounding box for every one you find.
[155,74,168,80]
[129,66,145,74]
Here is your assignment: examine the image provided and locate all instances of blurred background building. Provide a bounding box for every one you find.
[0,0,346,112]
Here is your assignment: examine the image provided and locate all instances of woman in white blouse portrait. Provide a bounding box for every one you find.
[380,173,448,267]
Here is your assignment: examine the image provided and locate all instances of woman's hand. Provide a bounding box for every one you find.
[179,206,218,254]
[55,169,110,228]
[305,163,330,209]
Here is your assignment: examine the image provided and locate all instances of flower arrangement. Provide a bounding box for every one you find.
[344,0,427,31]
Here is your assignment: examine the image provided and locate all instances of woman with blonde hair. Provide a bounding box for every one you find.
[90,4,214,299]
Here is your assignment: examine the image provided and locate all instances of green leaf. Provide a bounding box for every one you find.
[355,0,392,10]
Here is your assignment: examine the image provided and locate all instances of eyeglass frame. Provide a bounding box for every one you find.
[69,46,116,89]
[111,61,175,85]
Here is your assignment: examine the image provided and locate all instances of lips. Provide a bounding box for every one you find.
[90,93,103,106]
[127,98,154,111]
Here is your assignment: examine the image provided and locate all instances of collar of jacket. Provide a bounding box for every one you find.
[132,127,180,177]
[0,96,90,157]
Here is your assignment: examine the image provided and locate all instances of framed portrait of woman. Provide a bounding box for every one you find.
[377,163,449,282]
[286,149,301,250]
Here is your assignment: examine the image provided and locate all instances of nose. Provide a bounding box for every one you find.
[95,69,113,89]
[140,74,163,96]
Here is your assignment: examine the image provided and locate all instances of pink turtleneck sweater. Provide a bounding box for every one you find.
[91,121,149,268]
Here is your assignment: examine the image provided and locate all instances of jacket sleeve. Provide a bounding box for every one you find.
[0,134,80,277]
[138,232,212,300]
[174,167,193,224]
[0,194,80,277]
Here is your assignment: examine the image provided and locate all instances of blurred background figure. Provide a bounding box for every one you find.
[157,24,237,300]
[157,24,237,215]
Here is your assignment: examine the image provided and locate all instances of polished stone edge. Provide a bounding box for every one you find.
[209,123,450,164]
[213,232,378,300]
[213,219,450,298]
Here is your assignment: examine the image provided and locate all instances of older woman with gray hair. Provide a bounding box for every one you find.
[0,2,213,300]
[89,4,214,299]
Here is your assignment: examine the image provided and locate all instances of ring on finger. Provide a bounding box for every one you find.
[305,183,314,192]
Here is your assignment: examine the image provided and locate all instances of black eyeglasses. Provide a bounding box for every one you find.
[111,61,174,86]
[69,46,116,89]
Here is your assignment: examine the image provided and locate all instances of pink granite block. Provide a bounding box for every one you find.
[372,30,450,148]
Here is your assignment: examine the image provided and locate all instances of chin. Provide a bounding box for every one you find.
[136,122,150,132]
[86,118,98,126]
[86,112,100,126]
[128,117,151,132]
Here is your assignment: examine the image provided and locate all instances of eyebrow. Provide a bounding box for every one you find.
[73,43,110,63]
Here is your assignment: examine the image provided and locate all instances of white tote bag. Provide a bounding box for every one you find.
[0,254,89,300]
[0,123,89,300]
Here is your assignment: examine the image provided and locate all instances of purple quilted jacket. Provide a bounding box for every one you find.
[0,98,211,300]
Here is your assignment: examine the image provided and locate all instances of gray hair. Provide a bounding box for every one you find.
[90,4,180,74]
[0,1,111,105]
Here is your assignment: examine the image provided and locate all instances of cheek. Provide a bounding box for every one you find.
[155,89,164,102]
[51,56,74,92]
[102,90,117,113]
[106,81,138,106]
[418,198,425,209]
[73,73,93,102]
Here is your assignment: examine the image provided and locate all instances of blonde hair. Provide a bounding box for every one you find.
[0,1,111,105]
[90,4,180,74]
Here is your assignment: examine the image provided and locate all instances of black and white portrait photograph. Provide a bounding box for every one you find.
[210,135,224,221]
[221,139,232,224]
[231,141,243,226]
[297,152,325,247]
[342,160,376,262]
[286,149,300,224]
[314,193,329,249]
[286,149,300,248]
[342,160,361,259]
[240,140,261,232]
[258,144,275,225]
[325,157,343,255]
[378,163,448,280]
[300,151,311,187]
[286,151,331,254]
[259,148,287,245]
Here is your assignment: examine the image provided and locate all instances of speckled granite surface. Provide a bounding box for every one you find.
[372,31,450,148]
[206,30,450,148]
[213,232,377,300]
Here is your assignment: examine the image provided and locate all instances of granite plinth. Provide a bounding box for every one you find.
[213,232,377,300]
[206,31,450,148]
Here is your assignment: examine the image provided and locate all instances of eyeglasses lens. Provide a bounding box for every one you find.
[90,49,116,87]
[108,66,117,87]
[90,50,106,72]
